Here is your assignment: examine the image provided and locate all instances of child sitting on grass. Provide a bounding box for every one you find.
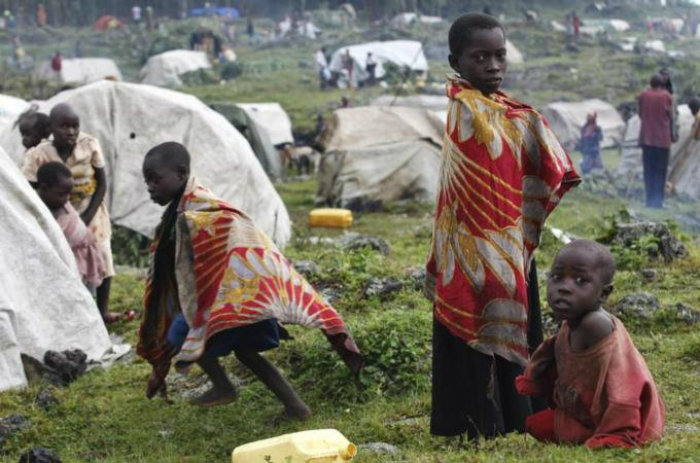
[516,240,665,448]
[138,142,362,417]
[17,109,51,150]
[36,162,108,289]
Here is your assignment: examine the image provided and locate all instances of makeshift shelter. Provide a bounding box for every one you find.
[34,58,122,85]
[506,39,524,64]
[189,6,239,19]
[542,99,625,150]
[0,146,112,391]
[0,81,291,246]
[371,94,448,124]
[316,106,443,208]
[328,40,428,86]
[209,102,283,180]
[0,94,30,134]
[390,12,444,27]
[93,15,122,31]
[139,50,211,88]
[237,103,294,147]
[668,117,700,200]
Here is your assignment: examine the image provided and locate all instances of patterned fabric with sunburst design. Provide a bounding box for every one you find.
[139,178,362,383]
[426,75,581,366]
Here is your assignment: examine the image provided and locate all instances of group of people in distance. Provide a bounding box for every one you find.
[14,11,665,451]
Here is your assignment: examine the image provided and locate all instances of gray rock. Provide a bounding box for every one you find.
[320,287,343,304]
[338,233,391,255]
[611,221,688,263]
[35,389,58,411]
[613,292,660,318]
[359,442,400,455]
[362,278,403,299]
[673,303,700,325]
[0,414,32,447]
[405,266,426,291]
[640,268,658,281]
[292,260,320,278]
[18,447,62,463]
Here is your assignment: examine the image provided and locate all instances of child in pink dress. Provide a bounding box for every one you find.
[36,162,108,288]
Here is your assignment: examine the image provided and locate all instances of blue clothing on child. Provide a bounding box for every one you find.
[578,125,604,174]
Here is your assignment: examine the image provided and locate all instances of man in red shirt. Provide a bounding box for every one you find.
[638,74,673,208]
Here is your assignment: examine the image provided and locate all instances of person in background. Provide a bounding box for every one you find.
[425,13,580,442]
[132,5,142,24]
[37,3,47,27]
[17,109,51,150]
[572,12,581,39]
[689,96,700,140]
[638,74,673,208]
[51,50,62,72]
[578,112,604,174]
[314,47,328,90]
[37,162,108,289]
[365,52,377,86]
[22,103,118,323]
[516,240,664,448]
[247,17,254,44]
[342,49,354,88]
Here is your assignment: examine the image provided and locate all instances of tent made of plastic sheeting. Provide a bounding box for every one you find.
[542,99,625,150]
[139,50,212,88]
[209,102,283,180]
[34,58,122,85]
[645,40,666,54]
[390,12,444,27]
[617,105,694,181]
[0,81,291,246]
[189,7,239,19]
[668,116,700,200]
[0,146,113,391]
[371,94,448,124]
[0,94,30,133]
[328,40,428,86]
[506,40,524,64]
[580,19,631,32]
[237,103,294,147]
[316,106,443,208]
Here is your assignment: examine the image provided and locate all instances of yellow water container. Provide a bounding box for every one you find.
[309,208,353,228]
[231,429,357,463]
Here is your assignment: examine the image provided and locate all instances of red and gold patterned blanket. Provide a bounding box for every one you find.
[138,178,362,391]
[426,76,581,366]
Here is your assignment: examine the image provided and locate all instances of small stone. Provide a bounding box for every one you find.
[158,430,172,438]
[640,269,658,281]
[35,389,58,411]
[405,266,426,291]
[359,442,400,455]
[338,233,391,255]
[320,287,343,304]
[0,414,32,447]
[613,292,660,319]
[673,303,700,325]
[362,278,403,299]
[292,260,319,278]
[18,447,62,463]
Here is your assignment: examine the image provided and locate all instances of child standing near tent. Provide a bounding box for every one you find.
[516,240,664,448]
[425,13,580,441]
[17,109,50,150]
[578,113,604,174]
[36,162,108,288]
[138,142,362,414]
[21,103,119,323]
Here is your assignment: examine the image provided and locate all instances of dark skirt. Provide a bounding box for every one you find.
[430,260,544,438]
[166,312,280,359]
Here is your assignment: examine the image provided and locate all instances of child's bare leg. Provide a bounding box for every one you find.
[235,348,312,420]
[96,277,120,323]
[191,356,238,407]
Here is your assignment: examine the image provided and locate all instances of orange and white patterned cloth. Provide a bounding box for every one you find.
[137,177,362,383]
[22,133,114,277]
[426,75,580,366]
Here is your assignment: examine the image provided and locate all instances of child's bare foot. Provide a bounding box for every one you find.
[284,401,312,420]
[103,312,121,324]
[189,385,238,408]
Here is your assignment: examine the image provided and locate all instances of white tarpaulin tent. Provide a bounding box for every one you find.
[506,40,524,64]
[237,103,294,147]
[0,94,30,134]
[317,106,443,207]
[139,50,212,88]
[542,99,625,150]
[390,12,443,27]
[329,40,428,86]
[34,58,122,84]
[668,116,700,200]
[0,81,291,246]
[0,146,112,391]
[371,94,448,124]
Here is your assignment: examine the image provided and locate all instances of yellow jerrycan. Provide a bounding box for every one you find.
[231,428,357,462]
[309,208,353,228]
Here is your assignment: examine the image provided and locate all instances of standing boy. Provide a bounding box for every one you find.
[22,103,118,323]
[638,74,673,208]
[425,13,580,440]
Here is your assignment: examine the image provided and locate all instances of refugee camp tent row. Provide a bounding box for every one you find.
[542,99,625,150]
[328,40,428,87]
[0,147,114,391]
[0,81,291,247]
[237,103,294,147]
[139,50,212,88]
[0,94,30,134]
[34,58,122,85]
[209,102,283,180]
[390,12,444,28]
[316,106,443,209]
[371,94,448,124]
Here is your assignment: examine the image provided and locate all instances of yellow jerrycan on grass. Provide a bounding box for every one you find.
[231,428,357,462]
[309,208,353,228]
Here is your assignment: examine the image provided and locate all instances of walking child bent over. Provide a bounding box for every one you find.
[516,240,665,448]
[138,142,362,416]
[426,13,580,440]
[578,113,603,174]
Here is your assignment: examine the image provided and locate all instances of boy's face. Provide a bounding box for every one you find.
[52,113,79,150]
[39,175,73,210]
[142,156,188,206]
[449,27,507,95]
[19,121,43,149]
[546,246,613,323]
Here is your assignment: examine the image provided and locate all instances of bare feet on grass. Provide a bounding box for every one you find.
[189,385,238,408]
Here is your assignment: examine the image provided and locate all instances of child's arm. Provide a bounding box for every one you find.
[81,166,106,225]
[515,335,557,402]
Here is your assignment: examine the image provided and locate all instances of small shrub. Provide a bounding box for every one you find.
[220,61,243,80]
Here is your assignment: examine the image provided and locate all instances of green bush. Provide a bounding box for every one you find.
[220,61,243,80]
[111,225,150,268]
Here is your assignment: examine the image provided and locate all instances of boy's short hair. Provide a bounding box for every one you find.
[688,96,700,115]
[144,141,191,174]
[562,240,616,285]
[16,108,51,136]
[650,74,665,88]
[449,13,505,56]
[37,161,72,187]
